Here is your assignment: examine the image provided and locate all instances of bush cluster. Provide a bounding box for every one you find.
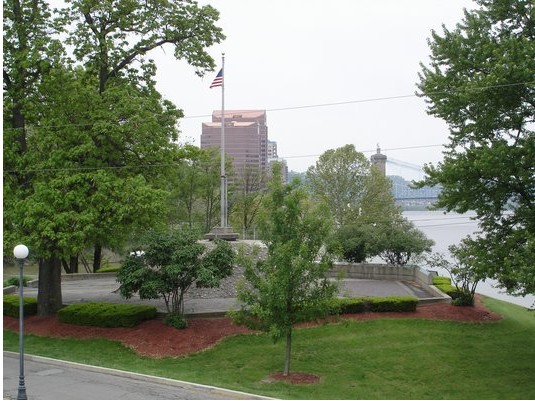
[432,276,452,285]
[433,276,472,304]
[326,298,366,314]
[452,293,475,306]
[327,296,418,314]
[58,302,157,327]
[164,313,188,329]
[433,276,459,296]
[95,266,120,273]
[3,295,38,318]
[4,276,32,287]
[367,296,419,312]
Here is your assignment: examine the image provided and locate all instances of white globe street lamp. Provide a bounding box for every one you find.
[13,244,29,400]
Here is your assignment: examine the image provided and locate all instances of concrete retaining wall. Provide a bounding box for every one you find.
[60,273,116,281]
[328,262,434,286]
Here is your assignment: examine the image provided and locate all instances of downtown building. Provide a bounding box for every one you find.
[201,110,269,181]
[201,109,288,184]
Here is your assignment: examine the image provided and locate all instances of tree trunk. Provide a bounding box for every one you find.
[61,258,71,274]
[70,255,79,273]
[93,244,102,272]
[284,329,292,376]
[37,256,63,316]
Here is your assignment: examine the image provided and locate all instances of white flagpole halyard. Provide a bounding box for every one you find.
[220,53,226,229]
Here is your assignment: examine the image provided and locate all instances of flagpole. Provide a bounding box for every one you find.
[220,53,226,229]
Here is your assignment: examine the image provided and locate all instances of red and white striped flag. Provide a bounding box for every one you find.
[210,69,223,88]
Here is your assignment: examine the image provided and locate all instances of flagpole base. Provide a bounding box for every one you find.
[204,226,239,241]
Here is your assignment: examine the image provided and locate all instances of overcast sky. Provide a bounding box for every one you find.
[153,0,477,179]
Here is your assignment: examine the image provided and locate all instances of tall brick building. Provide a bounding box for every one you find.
[201,110,269,179]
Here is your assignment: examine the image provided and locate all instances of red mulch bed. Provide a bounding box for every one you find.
[269,372,320,384]
[4,296,501,360]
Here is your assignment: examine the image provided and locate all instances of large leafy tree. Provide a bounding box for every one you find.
[59,0,225,94]
[3,0,225,315]
[59,0,225,267]
[232,164,337,376]
[306,144,399,227]
[417,0,535,295]
[4,0,70,315]
[369,218,434,266]
[307,144,417,263]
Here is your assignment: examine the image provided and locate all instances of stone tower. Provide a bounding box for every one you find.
[371,144,387,176]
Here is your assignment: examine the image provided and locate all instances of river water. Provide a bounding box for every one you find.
[403,210,535,308]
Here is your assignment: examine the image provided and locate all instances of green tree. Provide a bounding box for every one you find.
[3,0,69,314]
[232,165,337,376]
[4,0,225,315]
[58,0,225,94]
[307,144,372,227]
[117,229,234,323]
[328,224,376,263]
[417,0,535,295]
[229,166,267,239]
[168,146,230,233]
[370,218,434,266]
[59,0,225,268]
[169,145,208,229]
[6,67,178,315]
[308,144,407,263]
[423,242,486,306]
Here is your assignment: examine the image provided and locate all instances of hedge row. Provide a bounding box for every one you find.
[432,276,452,285]
[58,302,157,327]
[432,276,463,299]
[3,295,38,318]
[327,296,418,314]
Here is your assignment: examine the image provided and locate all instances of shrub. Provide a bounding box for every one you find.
[3,295,38,318]
[95,266,120,273]
[432,276,452,285]
[164,313,188,329]
[58,302,157,327]
[452,292,475,306]
[327,296,417,315]
[5,276,32,287]
[366,296,419,312]
[435,283,462,299]
[327,298,367,314]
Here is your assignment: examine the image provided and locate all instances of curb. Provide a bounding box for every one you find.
[4,352,274,400]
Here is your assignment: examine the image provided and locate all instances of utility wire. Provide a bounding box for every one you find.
[4,143,447,174]
[3,81,534,132]
[281,144,445,160]
[184,81,534,119]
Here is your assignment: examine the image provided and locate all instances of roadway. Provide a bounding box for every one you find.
[3,352,269,400]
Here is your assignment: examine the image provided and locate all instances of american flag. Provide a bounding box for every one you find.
[210,69,223,88]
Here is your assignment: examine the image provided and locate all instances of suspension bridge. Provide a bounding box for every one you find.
[385,158,441,205]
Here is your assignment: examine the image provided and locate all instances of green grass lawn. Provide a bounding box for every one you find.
[4,297,535,399]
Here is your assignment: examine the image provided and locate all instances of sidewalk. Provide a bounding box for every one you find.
[19,275,442,316]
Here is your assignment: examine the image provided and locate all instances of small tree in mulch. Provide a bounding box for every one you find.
[117,228,234,327]
[423,242,485,306]
[231,163,337,377]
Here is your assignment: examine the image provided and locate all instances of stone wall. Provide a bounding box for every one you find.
[328,262,434,286]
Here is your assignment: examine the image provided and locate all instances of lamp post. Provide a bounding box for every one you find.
[13,244,29,400]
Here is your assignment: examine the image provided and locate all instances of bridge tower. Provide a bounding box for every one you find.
[370,144,387,176]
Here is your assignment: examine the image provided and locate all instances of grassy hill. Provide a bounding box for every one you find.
[4,296,535,399]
